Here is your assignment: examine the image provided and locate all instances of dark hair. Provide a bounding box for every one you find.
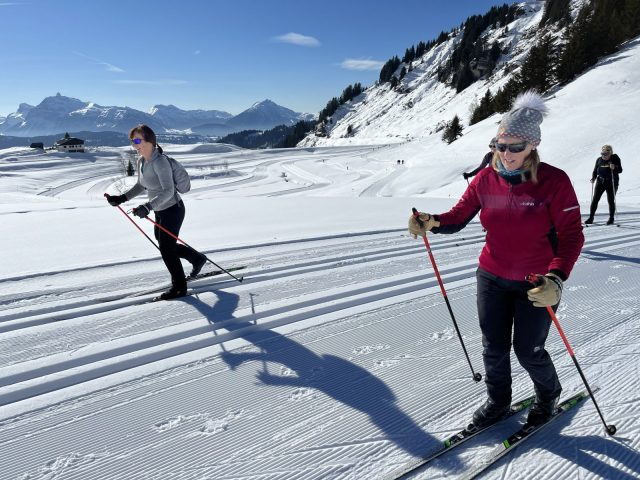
[129,124,163,154]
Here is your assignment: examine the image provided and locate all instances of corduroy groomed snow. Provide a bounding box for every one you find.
[497,90,548,147]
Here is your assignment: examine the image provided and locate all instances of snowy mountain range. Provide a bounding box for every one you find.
[0,95,313,137]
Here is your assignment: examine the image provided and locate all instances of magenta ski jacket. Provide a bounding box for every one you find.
[433,162,584,281]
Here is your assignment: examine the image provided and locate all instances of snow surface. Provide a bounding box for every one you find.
[2,37,640,480]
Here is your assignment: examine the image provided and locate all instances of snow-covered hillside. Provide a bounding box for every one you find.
[300,2,548,147]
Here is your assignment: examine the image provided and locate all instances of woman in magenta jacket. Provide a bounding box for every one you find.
[409,91,584,428]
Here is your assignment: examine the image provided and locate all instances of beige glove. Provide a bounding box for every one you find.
[408,212,440,238]
[527,273,563,307]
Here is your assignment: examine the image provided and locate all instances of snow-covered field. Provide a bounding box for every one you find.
[2,34,640,480]
[1,137,639,480]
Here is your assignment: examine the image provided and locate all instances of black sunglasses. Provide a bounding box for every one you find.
[495,142,528,153]
[131,138,143,145]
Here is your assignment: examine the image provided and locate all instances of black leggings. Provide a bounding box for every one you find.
[154,201,201,287]
[589,179,618,218]
[476,268,562,405]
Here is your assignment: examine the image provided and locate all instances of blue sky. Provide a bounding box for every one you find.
[1,0,508,117]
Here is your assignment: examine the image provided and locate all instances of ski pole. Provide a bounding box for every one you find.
[105,194,160,251]
[526,274,617,436]
[412,208,482,382]
[612,177,618,222]
[143,216,244,283]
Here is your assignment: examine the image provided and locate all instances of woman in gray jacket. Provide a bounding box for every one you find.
[105,124,205,300]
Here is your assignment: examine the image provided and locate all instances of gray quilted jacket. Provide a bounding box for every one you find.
[125,149,180,211]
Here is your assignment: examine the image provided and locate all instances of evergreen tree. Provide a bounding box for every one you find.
[492,77,522,113]
[470,89,494,125]
[402,46,416,64]
[540,0,571,27]
[519,34,557,92]
[455,63,475,92]
[556,5,595,83]
[442,115,463,144]
[379,56,401,83]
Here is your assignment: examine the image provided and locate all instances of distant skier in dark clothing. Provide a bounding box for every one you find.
[409,91,584,428]
[463,138,496,180]
[585,145,622,225]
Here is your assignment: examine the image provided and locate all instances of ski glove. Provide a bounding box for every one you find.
[132,203,151,218]
[408,212,440,238]
[527,273,563,307]
[462,172,470,180]
[105,193,127,206]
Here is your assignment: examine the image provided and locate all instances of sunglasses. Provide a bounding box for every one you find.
[495,142,528,153]
[131,138,143,145]
[601,151,611,156]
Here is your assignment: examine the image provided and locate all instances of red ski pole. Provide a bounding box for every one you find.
[143,216,243,283]
[413,208,482,382]
[104,194,159,251]
[526,274,617,435]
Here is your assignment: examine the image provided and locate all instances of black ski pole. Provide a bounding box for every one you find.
[144,216,244,283]
[412,208,482,382]
[526,274,617,435]
[105,194,160,251]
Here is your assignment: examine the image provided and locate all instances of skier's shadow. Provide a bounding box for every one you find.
[190,289,460,465]
[551,432,640,479]
[458,403,640,478]
[542,407,640,479]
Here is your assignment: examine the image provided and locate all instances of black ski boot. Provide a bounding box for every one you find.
[606,217,615,225]
[471,398,510,429]
[526,396,560,427]
[584,216,594,225]
[189,254,207,278]
[159,284,187,300]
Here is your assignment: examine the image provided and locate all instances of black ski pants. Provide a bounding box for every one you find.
[476,268,562,406]
[153,200,200,288]
[589,178,618,219]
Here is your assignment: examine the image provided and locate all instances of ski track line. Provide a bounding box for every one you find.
[0,235,485,331]
[0,245,484,372]
[1,296,480,480]
[1,298,483,480]
[0,286,477,433]
[0,267,480,406]
[1,221,630,332]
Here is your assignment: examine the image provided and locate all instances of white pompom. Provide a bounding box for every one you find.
[512,90,548,116]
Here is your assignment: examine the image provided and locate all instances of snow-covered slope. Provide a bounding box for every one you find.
[299,2,543,147]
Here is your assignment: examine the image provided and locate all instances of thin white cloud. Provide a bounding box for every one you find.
[73,51,124,73]
[193,50,201,55]
[274,32,320,47]
[114,79,188,86]
[341,59,384,71]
